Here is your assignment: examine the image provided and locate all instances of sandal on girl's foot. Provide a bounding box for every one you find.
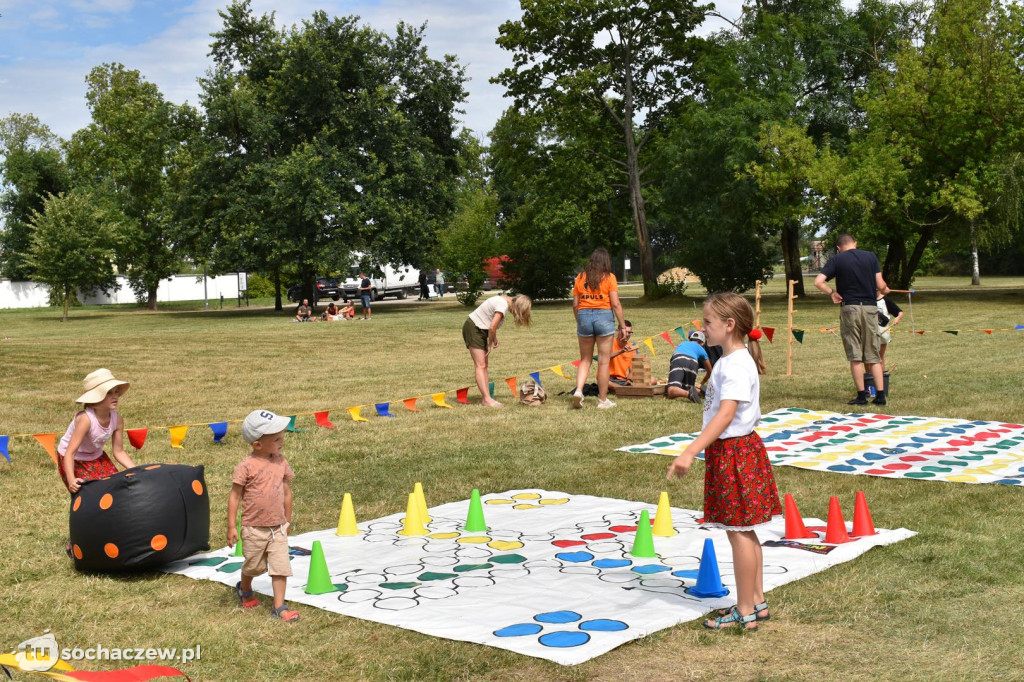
[271,604,300,622]
[236,581,260,609]
[717,600,770,621]
[703,606,758,632]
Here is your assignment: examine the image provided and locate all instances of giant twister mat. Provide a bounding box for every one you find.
[619,409,1024,486]
[163,490,914,665]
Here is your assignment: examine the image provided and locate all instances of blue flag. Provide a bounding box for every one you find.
[528,371,542,387]
[0,435,9,462]
[209,422,228,443]
[375,402,395,418]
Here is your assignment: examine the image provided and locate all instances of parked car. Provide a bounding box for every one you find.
[286,277,346,303]
[342,263,419,301]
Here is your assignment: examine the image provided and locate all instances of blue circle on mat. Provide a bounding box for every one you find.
[535,610,582,624]
[995,479,1021,485]
[555,551,594,563]
[863,453,887,461]
[539,631,591,648]
[672,569,700,579]
[580,619,628,632]
[593,558,632,569]
[494,623,543,637]
[632,564,671,574]
[828,465,857,472]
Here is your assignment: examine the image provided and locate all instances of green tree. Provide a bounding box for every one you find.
[438,186,499,307]
[26,191,118,321]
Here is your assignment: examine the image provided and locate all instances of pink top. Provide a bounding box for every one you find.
[57,408,119,462]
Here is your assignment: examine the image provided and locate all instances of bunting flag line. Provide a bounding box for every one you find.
[792,329,805,344]
[505,376,518,396]
[432,392,453,409]
[33,433,57,465]
[549,365,567,379]
[674,326,686,340]
[209,422,228,443]
[456,387,470,404]
[659,331,673,345]
[642,337,656,356]
[287,415,305,432]
[403,398,420,412]
[314,411,335,429]
[0,435,9,462]
[762,327,775,344]
[528,371,542,388]
[375,402,396,418]
[983,329,993,334]
[127,427,148,450]
[169,426,188,449]
[347,406,369,422]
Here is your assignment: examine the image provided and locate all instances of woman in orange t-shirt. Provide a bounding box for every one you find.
[571,247,627,409]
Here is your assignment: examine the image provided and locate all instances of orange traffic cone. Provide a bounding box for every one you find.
[851,490,877,537]
[783,493,816,540]
[824,496,855,544]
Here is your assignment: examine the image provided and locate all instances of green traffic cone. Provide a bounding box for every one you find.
[305,540,338,595]
[630,510,657,558]
[488,381,495,399]
[464,489,488,532]
[233,538,243,556]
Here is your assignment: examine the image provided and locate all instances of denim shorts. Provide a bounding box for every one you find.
[360,294,372,308]
[576,308,616,337]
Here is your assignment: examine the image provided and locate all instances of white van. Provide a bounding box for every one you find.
[342,261,421,301]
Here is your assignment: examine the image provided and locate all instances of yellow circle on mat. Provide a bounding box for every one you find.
[429,532,460,540]
[813,454,840,462]
[488,540,524,551]
[457,536,491,544]
[485,499,514,505]
[539,498,569,505]
[513,504,541,510]
[791,461,823,468]
[946,474,978,483]
[511,493,542,500]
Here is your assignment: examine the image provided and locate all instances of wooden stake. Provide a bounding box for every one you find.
[787,279,797,376]
[755,279,762,328]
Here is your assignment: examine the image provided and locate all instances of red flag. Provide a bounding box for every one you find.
[983,329,993,334]
[456,387,470,404]
[403,398,420,412]
[659,331,673,344]
[570,359,582,368]
[314,411,335,428]
[762,327,775,344]
[915,330,925,335]
[127,428,148,450]
[505,377,517,396]
[33,433,58,465]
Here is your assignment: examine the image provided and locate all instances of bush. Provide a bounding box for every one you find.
[245,273,276,298]
[648,272,688,299]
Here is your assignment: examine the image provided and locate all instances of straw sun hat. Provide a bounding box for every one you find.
[76,368,130,404]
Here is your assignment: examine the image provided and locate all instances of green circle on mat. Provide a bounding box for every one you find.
[922,466,953,473]
[380,582,420,590]
[939,460,967,467]
[904,472,936,478]
[955,455,984,461]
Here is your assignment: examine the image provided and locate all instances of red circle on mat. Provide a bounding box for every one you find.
[865,469,891,475]
[899,456,928,462]
[552,540,586,548]
[609,525,638,533]
[883,463,912,470]
[581,533,615,541]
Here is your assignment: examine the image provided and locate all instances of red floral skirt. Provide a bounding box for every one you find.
[58,452,118,494]
[703,431,782,530]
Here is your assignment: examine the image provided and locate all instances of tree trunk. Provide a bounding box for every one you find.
[781,221,804,297]
[62,289,70,322]
[147,286,158,311]
[898,226,936,290]
[623,124,655,297]
[882,231,907,287]
[274,268,282,311]
[970,220,980,286]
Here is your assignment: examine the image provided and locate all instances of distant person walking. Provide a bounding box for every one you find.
[418,270,429,301]
[358,273,373,320]
[571,247,627,410]
[462,294,533,407]
[435,269,445,298]
[814,234,891,405]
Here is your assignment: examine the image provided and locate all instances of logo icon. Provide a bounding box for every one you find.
[12,630,59,672]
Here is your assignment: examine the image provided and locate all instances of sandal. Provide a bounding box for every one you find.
[235,581,260,609]
[271,604,300,622]
[717,600,770,621]
[703,606,758,632]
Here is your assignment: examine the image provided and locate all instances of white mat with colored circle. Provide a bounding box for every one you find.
[161,489,914,665]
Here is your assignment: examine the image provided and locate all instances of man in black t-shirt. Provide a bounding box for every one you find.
[814,234,892,406]
[358,273,373,320]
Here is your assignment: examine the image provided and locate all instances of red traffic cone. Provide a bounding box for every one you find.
[851,490,877,537]
[824,496,855,544]
[784,493,816,540]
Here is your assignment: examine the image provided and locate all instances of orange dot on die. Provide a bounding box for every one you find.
[73,545,83,560]
[104,543,119,558]
[73,497,82,512]
[99,494,113,510]
[145,465,161,470]
[191,480,204,495]
[151,535,167,551]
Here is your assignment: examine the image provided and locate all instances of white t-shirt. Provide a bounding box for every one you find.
[702,348,761,439]
[468,296,509,330]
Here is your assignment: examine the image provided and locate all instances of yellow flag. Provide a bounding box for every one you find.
[643,337,656,356]
[431,392,453,408]
[549,365,567,379]
[169,425,189,449]
[347,406,369,422]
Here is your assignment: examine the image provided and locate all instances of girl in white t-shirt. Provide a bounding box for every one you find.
[462,294,532,407]
[667,293,781,632]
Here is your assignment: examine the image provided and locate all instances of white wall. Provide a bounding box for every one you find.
[0,274,243,309]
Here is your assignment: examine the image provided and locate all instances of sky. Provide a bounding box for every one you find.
[0,0,757,143]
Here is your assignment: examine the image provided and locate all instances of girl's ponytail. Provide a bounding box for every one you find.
[704,293,766,375]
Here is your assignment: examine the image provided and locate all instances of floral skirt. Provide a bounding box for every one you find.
[703,431,782,530]
[58,452,118,494]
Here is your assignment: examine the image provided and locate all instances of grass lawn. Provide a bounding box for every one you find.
[1,279,1023,681]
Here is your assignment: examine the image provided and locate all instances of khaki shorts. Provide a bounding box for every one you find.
[241,525,292,578]
[840,304,881,364]
[462,318,489,350]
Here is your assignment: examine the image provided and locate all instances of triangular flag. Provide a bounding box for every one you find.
[403,397,420,412]
[375,402,396,417]
[347,406,369,422]
[314,411,335,428]
[762,327,775,344]
[169,425,189,449]
[431,392,453,408]
[943,330,958,336]
[209,422,228,443]
[505,376,517,396]
[570,359,582,368]
[33,433,58,465]
[456,387,470,404]
[674,326,686,340]
[915,330,925,335]
[549,365,567,379]
[287,415,305,432]
[0,435,9,463]
[659,331,673,344]
[792,329,804,344]
[643,337,656,356]
[528,371,542,387]
[691,318,702,330]
[983,329,993,334]
[127,427,148,449]
[1015,325,1024,330]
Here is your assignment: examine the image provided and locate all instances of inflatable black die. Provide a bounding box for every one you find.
[69,463,210,572]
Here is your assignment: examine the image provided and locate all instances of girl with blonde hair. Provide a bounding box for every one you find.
[462,294,532,407]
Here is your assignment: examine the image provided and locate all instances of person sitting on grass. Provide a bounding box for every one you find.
[295,299,313,322]
[228,410,300,623]
[667,331,713,402]
[340,301,356,320]
[322,302,341,321]
[609,320,639,386]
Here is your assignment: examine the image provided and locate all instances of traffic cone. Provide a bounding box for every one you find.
[652,492,676,537]
[824,496,855,544]
[464,489,488,532]
[305,540,338,595]
[685,538,730,598]
[335,493,359,536]
[414,481,432,523]
[851,490,877,537]
[630,510,657,557]
[232,538,243,556]
[784,493,816,540]
[398,493,427,536]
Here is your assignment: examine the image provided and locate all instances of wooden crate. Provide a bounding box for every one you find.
[609,383,666,398]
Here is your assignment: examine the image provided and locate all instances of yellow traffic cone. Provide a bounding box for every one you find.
[335,492,360,536]
[398,492,427,536]
[413,481,432,523]
[652,491,677,537]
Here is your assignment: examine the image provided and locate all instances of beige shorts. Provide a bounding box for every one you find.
[240,525,292,577]
[840,304,881,364]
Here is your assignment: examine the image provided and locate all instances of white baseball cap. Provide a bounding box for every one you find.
[688,330,706,344]
[241,409,291,444]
